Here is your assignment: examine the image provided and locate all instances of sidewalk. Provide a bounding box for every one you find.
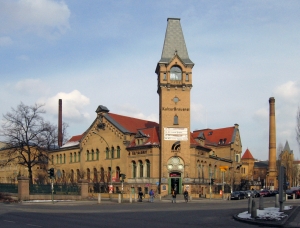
[233,205,300,227]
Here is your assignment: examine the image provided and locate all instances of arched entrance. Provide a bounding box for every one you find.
[167,156,184,194]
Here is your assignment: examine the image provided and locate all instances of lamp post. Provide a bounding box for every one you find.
[92,132,113,193]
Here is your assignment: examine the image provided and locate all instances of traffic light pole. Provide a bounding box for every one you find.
[51,178,54,204]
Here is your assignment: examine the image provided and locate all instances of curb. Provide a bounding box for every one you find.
[232,206,299,227]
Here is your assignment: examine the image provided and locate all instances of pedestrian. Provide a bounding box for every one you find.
[138,189,144,202]
[171,189,176,203]
[149,189,154,203]
[183,189,188,203]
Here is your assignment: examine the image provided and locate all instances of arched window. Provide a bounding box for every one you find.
[132,161,136,178]
[174,115,178,125]
[146,160,150,178]
[111,147,114,159]
[59,154,62,164]
[78,152,81,162]
[170,66,182,80]
[56,155,58,164]
[139,161,143,178]
[106,147,109,159]
[96,149,99,160]
[116,166,120,181]
[117,146,120,158]
[93,168,98,182]
[70,169,74,183]
[51,155,54,165]
[63,154,66,163]
[87,150,90,161]
[62,170,65,182]
[70,153,73,163]
[100,167,104,182]
[76,169,80,182]
[87,168,90,181]
[91,149,95,160]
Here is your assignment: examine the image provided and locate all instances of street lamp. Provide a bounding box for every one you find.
[92,131,113,194]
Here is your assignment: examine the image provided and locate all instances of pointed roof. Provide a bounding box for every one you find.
[283,140,293,154]
[159,18,193,65]
[242,148,255,159]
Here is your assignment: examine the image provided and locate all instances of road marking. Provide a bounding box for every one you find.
[3,220,15,223]
[26,224,42,227]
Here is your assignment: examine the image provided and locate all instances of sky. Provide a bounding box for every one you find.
[0,0,300,160]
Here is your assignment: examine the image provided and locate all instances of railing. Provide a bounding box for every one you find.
[0,183,18,193]
[30,184,81,195]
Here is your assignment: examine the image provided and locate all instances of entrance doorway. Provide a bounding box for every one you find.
[169,172,181,194]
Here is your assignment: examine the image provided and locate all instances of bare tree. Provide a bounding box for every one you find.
[0,102,63,185]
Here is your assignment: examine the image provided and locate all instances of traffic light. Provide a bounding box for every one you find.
[120,173,126,181]
[48,168,54,178]
[211,178,215,185]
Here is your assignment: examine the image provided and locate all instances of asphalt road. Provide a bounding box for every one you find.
[0,197,294,228]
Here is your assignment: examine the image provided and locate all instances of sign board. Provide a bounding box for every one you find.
[164,127,188,141]
[161,178,168,183]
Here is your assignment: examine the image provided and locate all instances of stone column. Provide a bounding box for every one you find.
[18,176,30,201]
[78,179,89,199]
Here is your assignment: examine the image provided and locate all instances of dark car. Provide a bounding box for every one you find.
[286,189,300,199]
[259,190,270,197]
[269,190,279,196]
[245,190,255,198]
[231,191,246,200]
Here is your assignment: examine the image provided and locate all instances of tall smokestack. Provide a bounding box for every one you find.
[58,99,62,147]
[268,97,277,189]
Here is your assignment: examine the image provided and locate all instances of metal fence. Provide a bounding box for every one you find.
[30,184,81,195]
[0,183,18,193]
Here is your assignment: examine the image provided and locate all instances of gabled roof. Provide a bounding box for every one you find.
[159,18,193,65]
[61,134,83,148]
[191,126,237,147]
[128,126,159,148]
[242,148,254,160]
[106,113,159,134]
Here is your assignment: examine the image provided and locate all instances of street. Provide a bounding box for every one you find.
[0,197,296,228]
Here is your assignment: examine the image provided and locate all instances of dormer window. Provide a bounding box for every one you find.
[170,66,182,80]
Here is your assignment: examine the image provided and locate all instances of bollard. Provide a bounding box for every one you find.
[275,194,279,208]
[98,193,101,204]
[118,194,121,203]
[135,193,137,202]
[248,196,253,213]
[251,200,257,218]
[293,194,295,200]
[130,192,132,203]
[190,196,192,201]
[259,195,264,210]
[160,195,162,201]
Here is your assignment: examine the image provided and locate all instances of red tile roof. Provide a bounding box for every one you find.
[191,127,235,146]
[242,148,254,159]
[67,134,84,142]
[108,113,159,133]
[128,127,159,147]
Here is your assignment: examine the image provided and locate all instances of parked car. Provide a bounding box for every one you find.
[251,190,260,197]
[269,190,279,196]
[231,191,246,200]
[286,189,300,199]
[259,190,270,197]
[245,190,255,198]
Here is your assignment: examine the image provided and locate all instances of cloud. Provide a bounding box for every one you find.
[40,90,91,121]
[274,81,300,102]
[0,36,13,46]
[15,78,49,95]
[0,0,71,38]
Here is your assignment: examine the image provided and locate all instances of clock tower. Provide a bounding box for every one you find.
[155,18,194,194]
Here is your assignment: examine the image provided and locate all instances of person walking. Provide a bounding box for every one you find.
[171,189,176,203]
[183,189,189,203]
[149,189,154,202]
[138,189,144,202]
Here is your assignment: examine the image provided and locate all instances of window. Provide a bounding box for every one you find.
[74,152,76,162]
[111,147,114,159]
[59,154,62,164]
[174,115,178,125]
[117,146,120,158]
[70,153,72,163]
[78,152,81,162]
[235,154,240,162]
[132,161,136,178]
[139,161,143,178]
[96,149,99,160]
[87,168,90,181]
[56,155,58,164]
[170,66,182,80]
[63,154,66,163]
[91,150,94,160]
[185,73,189,81]
[163,73,167,80]
[87,150,90,161]
[51,155,54,165]
[146,160,150,178]
[106,147,109,159]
